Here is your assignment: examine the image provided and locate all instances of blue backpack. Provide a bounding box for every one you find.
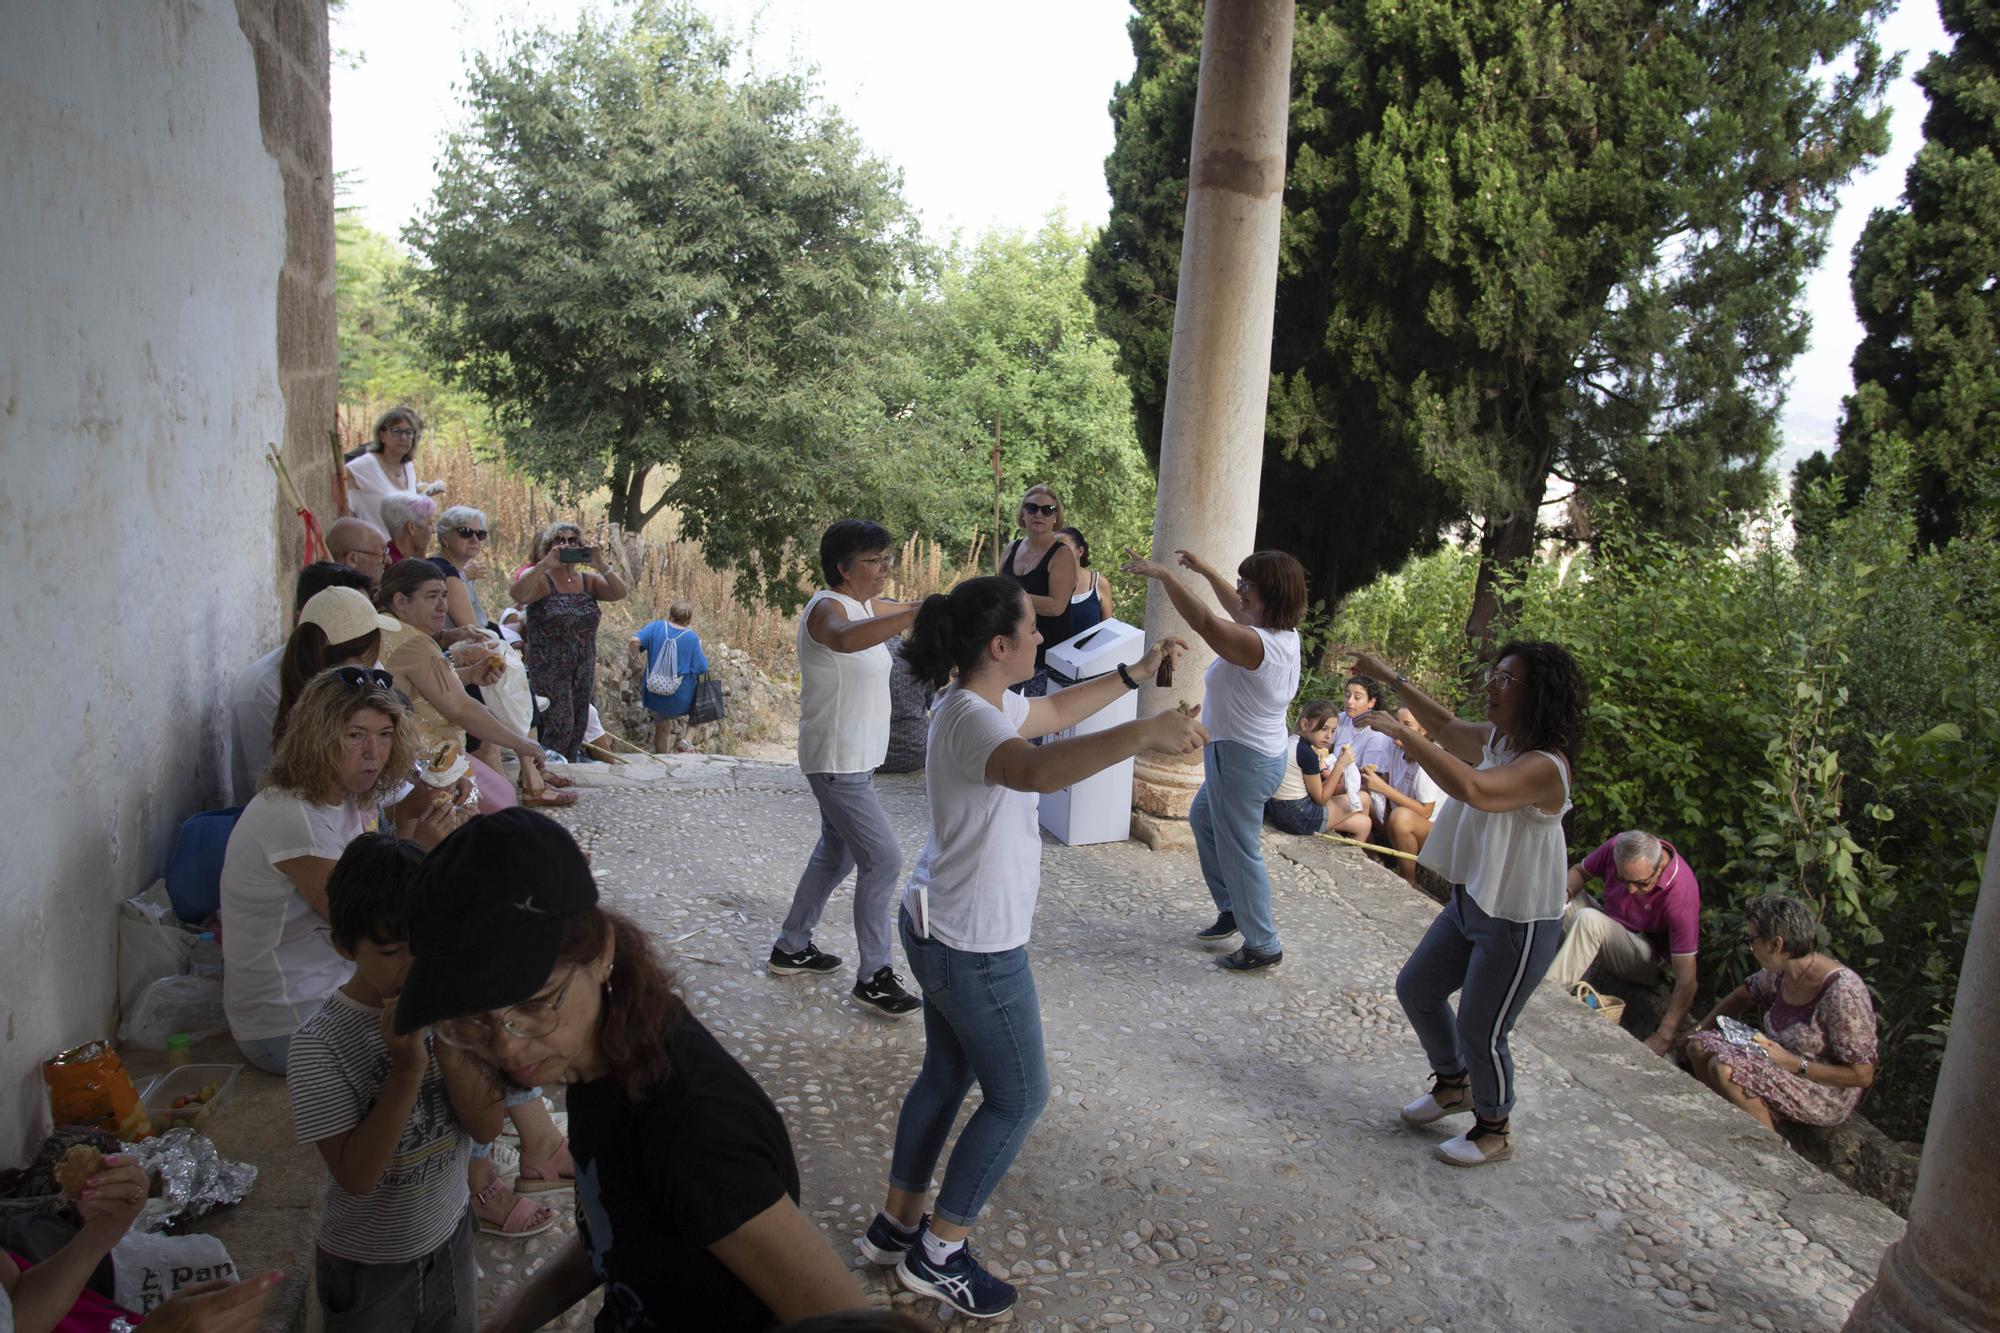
[164,806,244,925]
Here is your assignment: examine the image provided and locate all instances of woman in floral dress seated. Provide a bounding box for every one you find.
[1685,893,1878,1129]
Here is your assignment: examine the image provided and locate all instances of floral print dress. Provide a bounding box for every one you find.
[1688,967,1878,1126]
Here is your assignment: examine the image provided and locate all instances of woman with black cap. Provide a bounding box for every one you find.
[394,809,868,1331]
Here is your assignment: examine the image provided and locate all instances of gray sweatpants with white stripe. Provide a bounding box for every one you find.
[1396,885,1563,1120]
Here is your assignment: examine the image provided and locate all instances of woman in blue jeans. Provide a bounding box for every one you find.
[857,577,1206,1319]
[1348,644,1586,1168]
[1125,548,1307,971]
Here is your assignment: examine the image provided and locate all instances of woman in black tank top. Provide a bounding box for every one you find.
[999,484,1078,694]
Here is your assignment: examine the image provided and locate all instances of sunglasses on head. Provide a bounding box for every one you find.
[332,667,395,691]
[454,528,488,541]
[1022,502,1059,517]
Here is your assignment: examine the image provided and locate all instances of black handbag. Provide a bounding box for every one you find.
[688,671,726,725]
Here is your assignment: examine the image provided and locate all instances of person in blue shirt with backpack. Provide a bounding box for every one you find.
[630,601,708,753]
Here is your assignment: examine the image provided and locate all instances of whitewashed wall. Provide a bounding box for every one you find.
[0,1,299,1157]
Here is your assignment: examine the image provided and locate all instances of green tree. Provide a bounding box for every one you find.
[891,217,1158,596]
[405,3,920,604]
[1091,0,1895,640]
[1815,0,2000,546]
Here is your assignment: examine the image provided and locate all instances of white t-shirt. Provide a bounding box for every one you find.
[347,451,418,537]
[1419,738,1570,923]
[221,789,366,1042]
[227,645,285,803]
[902,688,1040,953]
[1200,628,1301,756]
[289,990,471,1263]
[795,590,892,775]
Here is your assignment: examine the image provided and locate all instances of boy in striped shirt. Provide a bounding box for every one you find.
[287,834,503,1331]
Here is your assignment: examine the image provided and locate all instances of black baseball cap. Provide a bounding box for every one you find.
[394,808,598,1034]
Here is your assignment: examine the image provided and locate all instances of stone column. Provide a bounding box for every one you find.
[1843,795,2000,1331]
[1132,0,1295,834]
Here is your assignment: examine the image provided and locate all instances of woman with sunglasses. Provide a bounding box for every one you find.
[997,485,1078,696]
[1347,643,1586,1167]
[221,669,462,1075]
[430,504,495,640]
[394,810,870,1331]
[377,559,553,812]
[344,406,445,538]
[510,521,629,762]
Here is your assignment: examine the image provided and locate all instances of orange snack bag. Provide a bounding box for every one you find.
[43,1040,152,1141]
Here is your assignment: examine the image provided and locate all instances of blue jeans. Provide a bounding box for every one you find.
[889,910,1049,1228]
[1189,740,1288,954]
[1264,795,1326,836]
[1396,886,1563,1120]
[238,1033,292,1075]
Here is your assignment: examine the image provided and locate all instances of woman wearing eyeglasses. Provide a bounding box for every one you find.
[394,810,871,1331]
[221,669,462,1075]
[1347,644,1586,1167]
[377,559,554,812]
[998,485,1078,696]
[510,522,629,762]
[344,406,445,538]
[430,504,495,639]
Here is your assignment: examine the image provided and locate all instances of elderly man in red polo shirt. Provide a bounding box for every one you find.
[1553,830,1701,1056]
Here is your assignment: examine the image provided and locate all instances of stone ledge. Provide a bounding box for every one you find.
[123,1032,320,1331]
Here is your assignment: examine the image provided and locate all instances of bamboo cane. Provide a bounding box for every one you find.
[1316,831,1418,861]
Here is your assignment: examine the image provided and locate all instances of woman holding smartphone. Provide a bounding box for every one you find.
[511,522,628,761]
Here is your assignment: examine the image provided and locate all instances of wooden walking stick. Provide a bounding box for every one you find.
[265,444,328,565]
[1317,831,1419,861]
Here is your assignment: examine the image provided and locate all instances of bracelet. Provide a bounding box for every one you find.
[1395,670,1409,687]
[1116,662,1140,690]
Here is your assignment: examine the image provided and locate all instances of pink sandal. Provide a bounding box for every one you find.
[473,1180,557,1236]
[515,1139,575,1194]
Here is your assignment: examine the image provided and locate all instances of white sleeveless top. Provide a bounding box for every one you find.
[796,589,891,775]
[1418,737,1571,923]
[347,451,417,537]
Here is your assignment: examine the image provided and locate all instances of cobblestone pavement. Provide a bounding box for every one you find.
[476,756,1906,1332]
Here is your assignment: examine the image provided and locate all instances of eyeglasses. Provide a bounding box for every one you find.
[1622,855,1667,892]
[1022,503,1059,517]
[853,553,896,570]
[454,528,488,542]
[553,534,583,547]
[331,666,395,691]
[435,968,580,1049]
[1482,667,1518,691]
[385,427,417,439]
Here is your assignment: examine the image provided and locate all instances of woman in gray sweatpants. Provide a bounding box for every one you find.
[1348,641,1586,1167]
[769,520,924,1017]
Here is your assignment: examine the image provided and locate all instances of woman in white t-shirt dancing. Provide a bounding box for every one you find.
[858,576,1206,1319]
[1124,548,1307,972]
[1349,643,1586,1167]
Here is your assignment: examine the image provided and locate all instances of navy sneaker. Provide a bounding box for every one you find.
[857,1210,929,1266]
[1195,912,1239,941]
[768,943,842,976]
[1215,944,1283,971]
[896,1221,1018,1319]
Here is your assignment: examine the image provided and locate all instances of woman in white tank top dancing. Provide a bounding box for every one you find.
[1349,642,1586,1167]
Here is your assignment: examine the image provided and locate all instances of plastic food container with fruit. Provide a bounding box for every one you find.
[138,1063,240,1132]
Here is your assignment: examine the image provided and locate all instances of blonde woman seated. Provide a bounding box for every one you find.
[222,669,463,1074]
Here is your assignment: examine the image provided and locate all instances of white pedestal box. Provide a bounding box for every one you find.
[1038,618,1146,846]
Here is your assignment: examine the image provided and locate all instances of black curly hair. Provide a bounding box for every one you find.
[1492,639,1587,769]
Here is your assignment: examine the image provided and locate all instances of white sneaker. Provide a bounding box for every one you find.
[1436,1122,1514,1166]
[1400,1076,1474,1127]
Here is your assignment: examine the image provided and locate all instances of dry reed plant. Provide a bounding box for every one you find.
[337,406,989,680]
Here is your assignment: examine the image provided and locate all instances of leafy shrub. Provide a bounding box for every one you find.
[1326,466,1999,1141]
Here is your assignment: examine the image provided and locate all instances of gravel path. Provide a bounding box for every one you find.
[474,756,1905,1331]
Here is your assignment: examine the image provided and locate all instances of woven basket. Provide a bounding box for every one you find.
[1569,980,1627,1025]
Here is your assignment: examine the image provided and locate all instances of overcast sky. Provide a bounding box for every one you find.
[331,0,1950,475]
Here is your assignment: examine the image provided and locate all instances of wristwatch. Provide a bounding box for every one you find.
[1796,1054,1810,1077]
[1395,670,1409,687]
